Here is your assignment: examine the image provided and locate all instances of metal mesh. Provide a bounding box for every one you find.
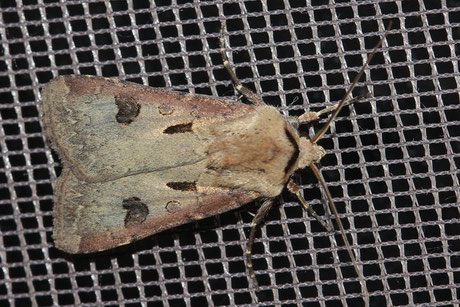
[1,0,459,306]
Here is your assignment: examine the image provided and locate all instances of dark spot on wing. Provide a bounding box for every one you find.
[123,197,149,227]
[115,95,141,124]
[284,126,300,175]
[166,181,197,191]
[163,122,193,134]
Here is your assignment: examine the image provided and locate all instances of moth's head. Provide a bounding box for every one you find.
[297,138,326,169]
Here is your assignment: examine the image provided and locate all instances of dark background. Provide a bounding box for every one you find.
[0,0,459,306]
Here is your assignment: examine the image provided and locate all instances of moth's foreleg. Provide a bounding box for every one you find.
[219,22,266,106]
[246,198,275,288]
[298,92,372,124]
[287,180,333,232]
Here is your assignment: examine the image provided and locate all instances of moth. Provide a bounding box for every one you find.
[42,21,390,299]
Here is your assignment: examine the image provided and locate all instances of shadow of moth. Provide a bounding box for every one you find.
[42,21,391,301]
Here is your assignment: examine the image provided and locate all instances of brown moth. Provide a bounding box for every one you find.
[42,21,390,301]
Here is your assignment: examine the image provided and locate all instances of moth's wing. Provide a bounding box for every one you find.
[53,161,259,254]
[42,75,254,183]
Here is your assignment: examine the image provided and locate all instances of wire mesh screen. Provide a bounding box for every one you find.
[0,0,459,306]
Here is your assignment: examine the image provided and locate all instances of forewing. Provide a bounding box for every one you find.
[42,75,254,183]
[53,160,259,254]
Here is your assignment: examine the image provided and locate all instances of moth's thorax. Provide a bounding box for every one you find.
[204,105,298,197]
[297,138,326,169]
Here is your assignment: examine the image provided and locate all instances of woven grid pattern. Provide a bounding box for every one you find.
[0,0,459,306]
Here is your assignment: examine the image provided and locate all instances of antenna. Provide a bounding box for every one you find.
[311,20,393,144]
[310,21,393,305]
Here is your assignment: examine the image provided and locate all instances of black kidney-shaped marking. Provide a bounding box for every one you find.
[122,197,149,227]
[115,95,141,124]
